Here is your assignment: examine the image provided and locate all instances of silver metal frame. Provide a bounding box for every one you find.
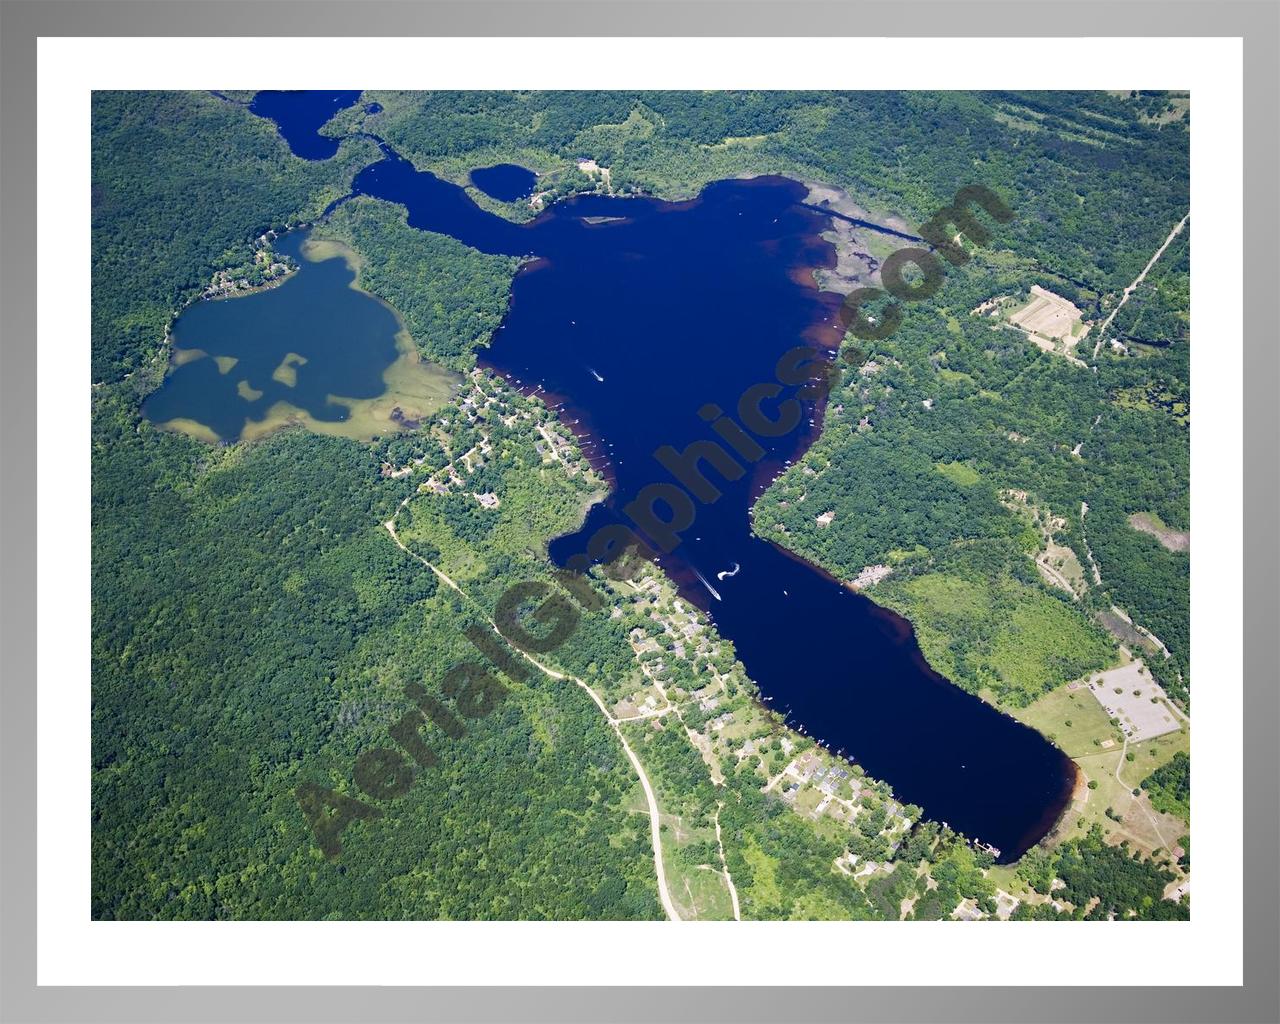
[2,2,1275,1020]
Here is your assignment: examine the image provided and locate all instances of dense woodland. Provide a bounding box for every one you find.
[93,390,664,919]
[354,90,1187,296]
[91,92,375,384]
[92,90,1190,920]
[311,197,519,370]
[1011,825,1186,921]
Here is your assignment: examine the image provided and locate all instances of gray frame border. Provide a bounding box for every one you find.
[1,1,1275,1021]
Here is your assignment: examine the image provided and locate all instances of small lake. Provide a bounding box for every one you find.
[246,94,1077,860]
[143,230,454,443]
[470,163,539,202]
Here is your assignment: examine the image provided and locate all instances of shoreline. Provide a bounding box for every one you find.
[150,226,460,445]
[476,178,1064,862]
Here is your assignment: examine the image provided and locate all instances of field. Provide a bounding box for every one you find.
[879,564,1115,707]
[1009,286,1085,341]
[1059,725,1189,860]
[1001,682,1121,759]
[1010,666,1189,863]
[1128,511,1190,552]
[1004,285,1090,364]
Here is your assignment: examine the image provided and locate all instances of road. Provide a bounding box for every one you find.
[1092,212,1190,358]
[383,517,682,922]
[1079,501,1104,586]
[714,802,742,921]
[1114,734,1173,853]
[1036,556,1079,599]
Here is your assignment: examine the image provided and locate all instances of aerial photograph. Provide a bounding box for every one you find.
[92,89,1191,922]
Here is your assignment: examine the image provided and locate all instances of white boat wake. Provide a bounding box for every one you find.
[716,562,741,581]
[693,568,722,601]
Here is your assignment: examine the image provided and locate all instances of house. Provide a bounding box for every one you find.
[995,890,1020,920]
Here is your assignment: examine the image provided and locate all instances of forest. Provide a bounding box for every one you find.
[91,89,1191,920]
[310,196,520,370]
[90,91,374,384]
[92,386,665,919]
[351,89,1187,299]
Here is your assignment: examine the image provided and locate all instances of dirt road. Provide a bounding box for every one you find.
[1093,212,1190,358]
[383,518,682,922]
[714,802,742,921]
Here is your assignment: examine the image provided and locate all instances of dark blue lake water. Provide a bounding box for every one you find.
[470,163,538,202]
[249,91,363,159]
[259,95,1076,860]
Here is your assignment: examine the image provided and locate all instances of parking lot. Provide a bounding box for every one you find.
[1083,661,1181,742]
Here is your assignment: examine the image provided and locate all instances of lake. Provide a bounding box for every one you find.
[142,230,456,443]
[244,95,1077,859]
[249,91,363,160]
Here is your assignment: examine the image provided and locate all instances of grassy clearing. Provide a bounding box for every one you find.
[984,597,1115,703]
[1127,511,1190,553]
[983,862,1031,899]
[668,859,734,922]
[740,835,783,911]
[938,367,976,386]
[1038,541,1086,596]
[397,499,488,582]
[884,560,1115,707]
[1002,683,1121,759]
[897,573,992,619]
[1050,725,1189,858]
[935,461,982,487]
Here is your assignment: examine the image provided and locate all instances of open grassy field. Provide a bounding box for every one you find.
[668,859,735,922]
[883,564,1114,707]
[999,682,1121,759]
[984,598,1115,702]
